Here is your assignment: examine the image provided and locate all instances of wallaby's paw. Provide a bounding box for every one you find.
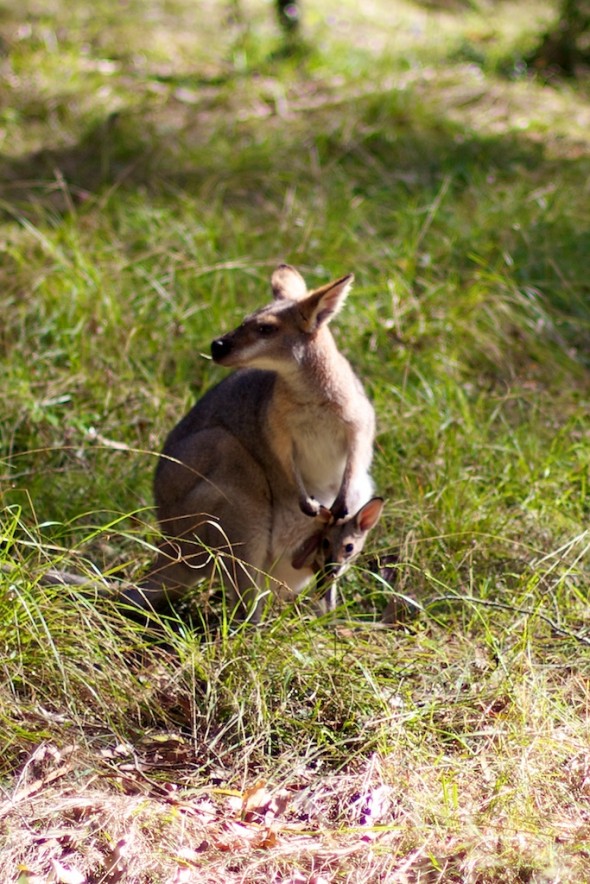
[300,496,321,517]
[330,499,349,521]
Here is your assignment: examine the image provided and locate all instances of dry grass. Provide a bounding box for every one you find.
[4,639,590,882]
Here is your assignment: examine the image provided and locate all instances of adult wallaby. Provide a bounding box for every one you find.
[291,496,384,613]
[125,264,376,619]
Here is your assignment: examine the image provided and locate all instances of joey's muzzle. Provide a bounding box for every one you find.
[211,337,232,363]
[315,561,340,590]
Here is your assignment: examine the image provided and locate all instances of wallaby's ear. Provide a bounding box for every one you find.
[292,531,322,570]
[271,264,308,301]
[298,274,354,331]
[355,497,384,533]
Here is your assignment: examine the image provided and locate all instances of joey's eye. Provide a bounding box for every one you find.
[322,537,331,551]
[257,323,277,336]
[344,543,355,555]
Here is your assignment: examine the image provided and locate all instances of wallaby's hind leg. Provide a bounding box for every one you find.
[129,517,270,620]
[127,430,273,621]
[121,529,217,613]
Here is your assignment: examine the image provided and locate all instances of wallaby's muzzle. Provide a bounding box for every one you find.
[211,336,232,362]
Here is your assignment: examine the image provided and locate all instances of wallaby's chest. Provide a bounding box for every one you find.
[291,411,348,502]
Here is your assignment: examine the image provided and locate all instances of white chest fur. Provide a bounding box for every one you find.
[293,418,347,505]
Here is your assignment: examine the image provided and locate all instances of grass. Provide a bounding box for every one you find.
[2,0,590,879]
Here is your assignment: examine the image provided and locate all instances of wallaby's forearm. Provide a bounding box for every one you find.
[329,412,376,519]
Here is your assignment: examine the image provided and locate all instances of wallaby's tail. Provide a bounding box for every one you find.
[2,562,119,597]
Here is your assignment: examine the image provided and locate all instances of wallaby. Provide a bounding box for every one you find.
[291,496,384,612]
[124,264,376,619]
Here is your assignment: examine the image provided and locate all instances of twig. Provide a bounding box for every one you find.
[429,593,590,646]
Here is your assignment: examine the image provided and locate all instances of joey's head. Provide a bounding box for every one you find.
[292,497,384,592]
[210,264,354,372]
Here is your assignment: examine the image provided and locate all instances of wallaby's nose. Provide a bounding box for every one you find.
[211,337,232,362]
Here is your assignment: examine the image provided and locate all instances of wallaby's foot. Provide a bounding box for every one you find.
[120,583,163,611]
[299,495,321,517]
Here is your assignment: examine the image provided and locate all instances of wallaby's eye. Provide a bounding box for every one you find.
[257,323,277,336]
[344,543,355,556]
[322,537,331,552]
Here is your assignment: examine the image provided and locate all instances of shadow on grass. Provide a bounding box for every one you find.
[6,80,589,320]
[0,95,548,205]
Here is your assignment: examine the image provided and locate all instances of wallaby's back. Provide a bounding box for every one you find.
[155,369,279,510]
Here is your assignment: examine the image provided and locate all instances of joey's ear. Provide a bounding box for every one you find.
[292,531,322,570]
[298,274,354,331]
[317,504,334,525]
[354,497,384,533]
[271,264,308,301]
